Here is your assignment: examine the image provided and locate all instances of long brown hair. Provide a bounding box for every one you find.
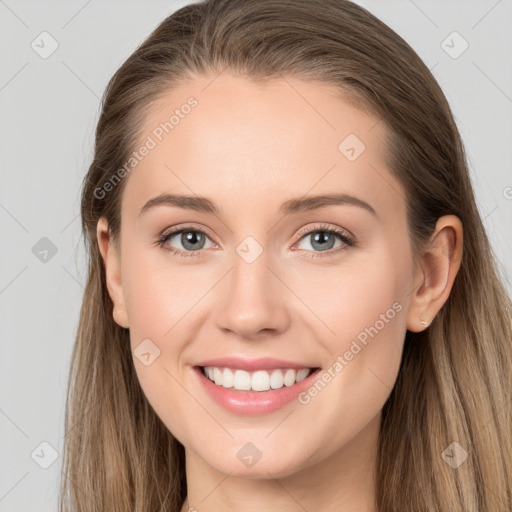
[60,1,512,510]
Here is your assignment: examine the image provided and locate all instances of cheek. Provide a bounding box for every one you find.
[121,240,207,341]
[298,243,407,337]
[290,253,408,451]
[120,242,207,442]
[298,244,409,395]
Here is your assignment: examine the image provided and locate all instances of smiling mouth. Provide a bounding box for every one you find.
[196,365,321,392]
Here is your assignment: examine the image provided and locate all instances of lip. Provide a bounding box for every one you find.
[195,356,315,372]
[193,365,322,416]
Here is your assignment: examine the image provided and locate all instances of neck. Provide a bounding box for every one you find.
[180,413,380,512]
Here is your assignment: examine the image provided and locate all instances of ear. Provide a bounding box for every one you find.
[96,217,129,328]
[406,215,463,333]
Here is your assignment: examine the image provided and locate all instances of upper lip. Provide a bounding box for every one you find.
[195,356,318,371]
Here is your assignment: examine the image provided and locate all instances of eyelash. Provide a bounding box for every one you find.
[155,223,356,259]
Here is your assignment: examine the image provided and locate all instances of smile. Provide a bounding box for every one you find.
[202,366,313,391]
[193,365,322,415]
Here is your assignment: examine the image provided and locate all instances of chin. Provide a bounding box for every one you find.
[203,449,308,479]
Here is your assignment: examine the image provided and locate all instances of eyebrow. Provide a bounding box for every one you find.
[138,192,377,218]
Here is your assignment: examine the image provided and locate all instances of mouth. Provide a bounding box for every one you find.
[196,365,320,393]
[192,364,322,415]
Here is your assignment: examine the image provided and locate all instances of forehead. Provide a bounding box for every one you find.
[121,73,405,222]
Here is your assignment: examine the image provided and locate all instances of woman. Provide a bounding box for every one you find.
[60,1,512,511]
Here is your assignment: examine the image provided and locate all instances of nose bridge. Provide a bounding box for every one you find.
[215,234,290,337]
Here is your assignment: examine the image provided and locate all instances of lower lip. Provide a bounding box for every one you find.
[193,366,321,416]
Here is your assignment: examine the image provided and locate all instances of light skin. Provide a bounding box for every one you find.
[97,73,463,512]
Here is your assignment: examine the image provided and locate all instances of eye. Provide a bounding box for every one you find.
[156,223,355,259]
[156,225,217,257]
[292,224,355,258]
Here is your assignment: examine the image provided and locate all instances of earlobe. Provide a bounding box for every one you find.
[406,215,463,333]
[96,217,130,329]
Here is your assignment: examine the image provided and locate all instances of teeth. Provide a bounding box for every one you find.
[233,369,251,390]
[213,367,223,386]
[202,366,313,391]
[221,368,234,388]
[251,370,270,391]
[296,368,310,382]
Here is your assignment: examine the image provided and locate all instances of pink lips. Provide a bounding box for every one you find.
[192,359,321,416]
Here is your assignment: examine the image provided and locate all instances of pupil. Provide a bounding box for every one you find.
[312,231,334,251]
[182,231,204,250]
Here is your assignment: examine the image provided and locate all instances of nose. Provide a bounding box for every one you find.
[214,245,291,340]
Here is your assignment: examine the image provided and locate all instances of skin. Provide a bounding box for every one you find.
[97,73,463,512]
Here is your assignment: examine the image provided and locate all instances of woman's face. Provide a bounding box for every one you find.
[100,73,420,478]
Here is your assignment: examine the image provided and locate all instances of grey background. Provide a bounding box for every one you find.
[1,1,511,510]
